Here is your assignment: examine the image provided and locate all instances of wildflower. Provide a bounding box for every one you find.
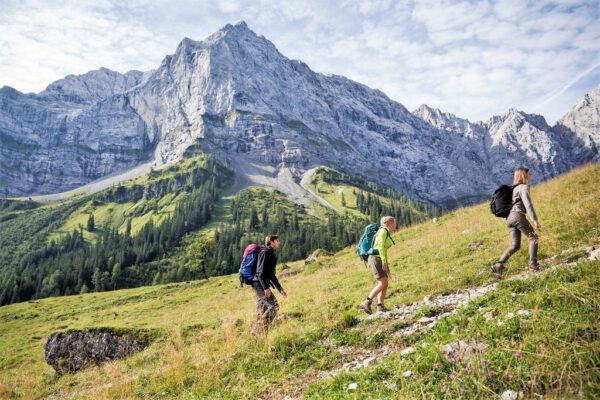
[460,387,465,394]
[487,370,495,377]
[508,373,513,381]
[481,359,488,367]
[514,352,522,360]
[466,367,472,375]
[449,374,455,381]
[433,362,440,369]
[531,371,538,378]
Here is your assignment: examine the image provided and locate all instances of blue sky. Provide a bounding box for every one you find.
[1,0,598,123]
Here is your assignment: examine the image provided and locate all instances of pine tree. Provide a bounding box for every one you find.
[111,263,122,290]
[87,213,95,232]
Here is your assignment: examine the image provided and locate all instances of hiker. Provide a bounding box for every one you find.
[492,167,541,279]
[360,216,397,314]
[252,235,287,334]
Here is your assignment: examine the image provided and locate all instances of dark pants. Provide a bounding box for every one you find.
[251,282,279,334]
[499,211,539,265]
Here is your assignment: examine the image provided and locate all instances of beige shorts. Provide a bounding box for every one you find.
[368,255,387,279]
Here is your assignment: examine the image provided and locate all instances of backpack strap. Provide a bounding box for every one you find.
[379,227,396,245]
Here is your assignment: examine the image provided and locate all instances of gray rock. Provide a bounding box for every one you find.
[362,356,378,367]
[589,248,600,261]
[400,346,416,356]
[468,241,483,251]
[1,21,598,207]
[440,339,487,362]
[501,390,524,400]
[44,328,150,374]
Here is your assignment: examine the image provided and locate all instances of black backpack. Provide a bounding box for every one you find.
[490,184,519,218]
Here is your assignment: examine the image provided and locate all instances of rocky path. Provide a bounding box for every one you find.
[264,244,599,400]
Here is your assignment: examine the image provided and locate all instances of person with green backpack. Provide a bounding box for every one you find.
[359,216,397,314]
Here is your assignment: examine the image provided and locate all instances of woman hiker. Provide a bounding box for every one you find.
[359,216,397,314]
[253,235,287,334]
[492,167,541,279]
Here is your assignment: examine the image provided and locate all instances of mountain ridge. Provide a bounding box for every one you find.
[0,21,598,206]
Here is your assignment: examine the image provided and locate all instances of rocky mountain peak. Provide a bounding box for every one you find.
[39,67,143,103]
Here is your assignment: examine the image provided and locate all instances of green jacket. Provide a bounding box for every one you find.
[373,227,394,264]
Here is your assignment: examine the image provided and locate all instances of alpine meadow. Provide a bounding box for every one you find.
[1,6,600,400]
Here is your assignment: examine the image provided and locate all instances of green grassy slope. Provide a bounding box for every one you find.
[1,164,598,398]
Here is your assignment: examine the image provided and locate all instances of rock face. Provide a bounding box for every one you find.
[0,69,152,197]
[1,21,598,205]
[44,329,148,374]
[555,85,600,163]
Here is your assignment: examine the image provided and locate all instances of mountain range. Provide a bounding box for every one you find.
[1,21,598,206]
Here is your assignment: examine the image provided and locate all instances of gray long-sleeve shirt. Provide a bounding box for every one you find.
[511,184,538,222]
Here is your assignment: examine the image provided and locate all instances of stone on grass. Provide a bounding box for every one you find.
[347,382,358,390]
[402,370,413,378]
[363,356,378,368]
[44,328,152,374]
[517,309,530,317]
[589,248,600,261]
[400,347,416,356]
[440,340,488,362]
[501,390,524,400]
[468,241,483,251]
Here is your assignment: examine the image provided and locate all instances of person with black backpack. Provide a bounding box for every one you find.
[491,167,541,279]
[359,216,397,314]
[251,235,287,334]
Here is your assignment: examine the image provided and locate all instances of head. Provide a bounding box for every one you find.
[265,235,281,249]
[513,167,531,185]
[380,216,397,232]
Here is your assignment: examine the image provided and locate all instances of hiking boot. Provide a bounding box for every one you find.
[491,262,505,279]
[359,298,373,315]
[528,262,540,272]
[377,304,390,313]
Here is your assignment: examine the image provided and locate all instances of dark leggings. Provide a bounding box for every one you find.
[251,282,279,334]
[499,211,539,265]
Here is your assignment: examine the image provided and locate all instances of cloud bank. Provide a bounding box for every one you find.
[1,0,598,123]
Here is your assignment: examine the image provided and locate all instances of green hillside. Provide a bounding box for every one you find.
[0,157,438,306]
[0,164,598,399]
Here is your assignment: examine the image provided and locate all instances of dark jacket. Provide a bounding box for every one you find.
[256,245,283,292]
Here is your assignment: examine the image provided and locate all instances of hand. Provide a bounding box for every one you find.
[383,264,391,278]
[534,221,542,231]
[264,289,272,298]
[281,291,288,299]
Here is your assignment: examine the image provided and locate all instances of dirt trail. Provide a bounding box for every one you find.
[17,160,159,203]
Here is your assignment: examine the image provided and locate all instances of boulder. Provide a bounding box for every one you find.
[44,328,153,374]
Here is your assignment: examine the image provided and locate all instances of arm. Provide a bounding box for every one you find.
[521,185,538,222]
[256,250,268,290]
[271,275,284,293]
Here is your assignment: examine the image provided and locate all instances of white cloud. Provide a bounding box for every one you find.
[0,0,598,124]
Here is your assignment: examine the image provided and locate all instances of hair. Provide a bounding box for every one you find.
[513,167,530,185]
[380,216,396,226]
[265,235,280,246]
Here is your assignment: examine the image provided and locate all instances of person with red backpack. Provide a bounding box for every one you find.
[359,216,397,314]
[243,235,287,334]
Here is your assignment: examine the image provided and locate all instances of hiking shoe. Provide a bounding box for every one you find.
[528,262,540,272]
[377,304,390,313]
[359,299,373,315]
[491,262,505,279]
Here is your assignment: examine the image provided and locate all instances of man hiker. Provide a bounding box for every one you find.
[253,235,287,334]
[359,216,397,314]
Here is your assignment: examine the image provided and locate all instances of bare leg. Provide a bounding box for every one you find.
[377,278,389,305]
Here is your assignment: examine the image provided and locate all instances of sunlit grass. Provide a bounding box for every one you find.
[0,164,598,398]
